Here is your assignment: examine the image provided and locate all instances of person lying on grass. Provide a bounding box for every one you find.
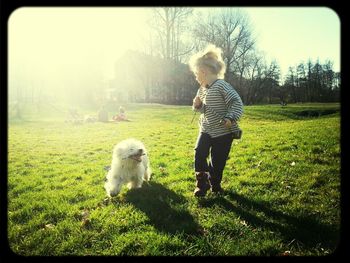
[112,106,130,121]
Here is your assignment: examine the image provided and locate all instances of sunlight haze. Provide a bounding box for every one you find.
[9,7,151,81]
[8,7,340,102]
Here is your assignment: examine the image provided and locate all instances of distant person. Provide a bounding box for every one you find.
[84,114,97,123]
[280,100,287,107]
[189,44,244,197]
[69,108,80,119]
[13,101,22,119]
[66,107,83,124]
[98,105,109,122]
[113,106,129,121]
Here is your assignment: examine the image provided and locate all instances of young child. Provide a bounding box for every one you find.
[189,44,243,197]
[113,106,127,121]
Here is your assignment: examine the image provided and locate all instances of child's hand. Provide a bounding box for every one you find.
[193,96,202,109]
[223,118,233,128]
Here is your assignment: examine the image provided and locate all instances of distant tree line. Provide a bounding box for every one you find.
[281,60,340,103]
[108,8,339,105]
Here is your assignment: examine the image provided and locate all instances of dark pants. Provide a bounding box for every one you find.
[194,132,234,188]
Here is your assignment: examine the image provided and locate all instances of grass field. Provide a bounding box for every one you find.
[7,102,341,256]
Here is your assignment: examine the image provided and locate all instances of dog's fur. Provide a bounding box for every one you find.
[104,138,151,197]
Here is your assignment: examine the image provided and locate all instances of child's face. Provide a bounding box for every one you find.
[195,67,206,86]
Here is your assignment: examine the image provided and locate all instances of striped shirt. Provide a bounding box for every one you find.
[193,79,243,138]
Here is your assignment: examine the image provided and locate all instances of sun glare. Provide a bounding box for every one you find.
[8,7,152,87]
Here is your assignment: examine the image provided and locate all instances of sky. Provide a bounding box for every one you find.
[241,7,340,78]
[8,7,151,82]
[8,7,340,94]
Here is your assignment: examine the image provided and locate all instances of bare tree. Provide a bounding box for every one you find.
[148,7,194,61]
[265,60,281,103]
[296,63,307,101]
[144,7,195,103]
[323,60,335,93]
[286,66,298,103]
[307,59,313,102]
[243,52,264,104]
[192,8,256,79]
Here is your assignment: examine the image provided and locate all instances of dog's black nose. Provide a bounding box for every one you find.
[138,149,143,154]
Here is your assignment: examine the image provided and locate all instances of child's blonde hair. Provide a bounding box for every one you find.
[189,44,226,79]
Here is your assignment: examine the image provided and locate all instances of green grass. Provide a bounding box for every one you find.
[8,102,340,256]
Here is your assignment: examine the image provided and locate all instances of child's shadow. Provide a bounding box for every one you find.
[123,181,200,235]
[198,191,339,250]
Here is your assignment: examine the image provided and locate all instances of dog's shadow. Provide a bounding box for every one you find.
[121,181,201,235]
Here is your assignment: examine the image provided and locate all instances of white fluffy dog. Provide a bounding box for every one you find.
[104,138,151,197]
